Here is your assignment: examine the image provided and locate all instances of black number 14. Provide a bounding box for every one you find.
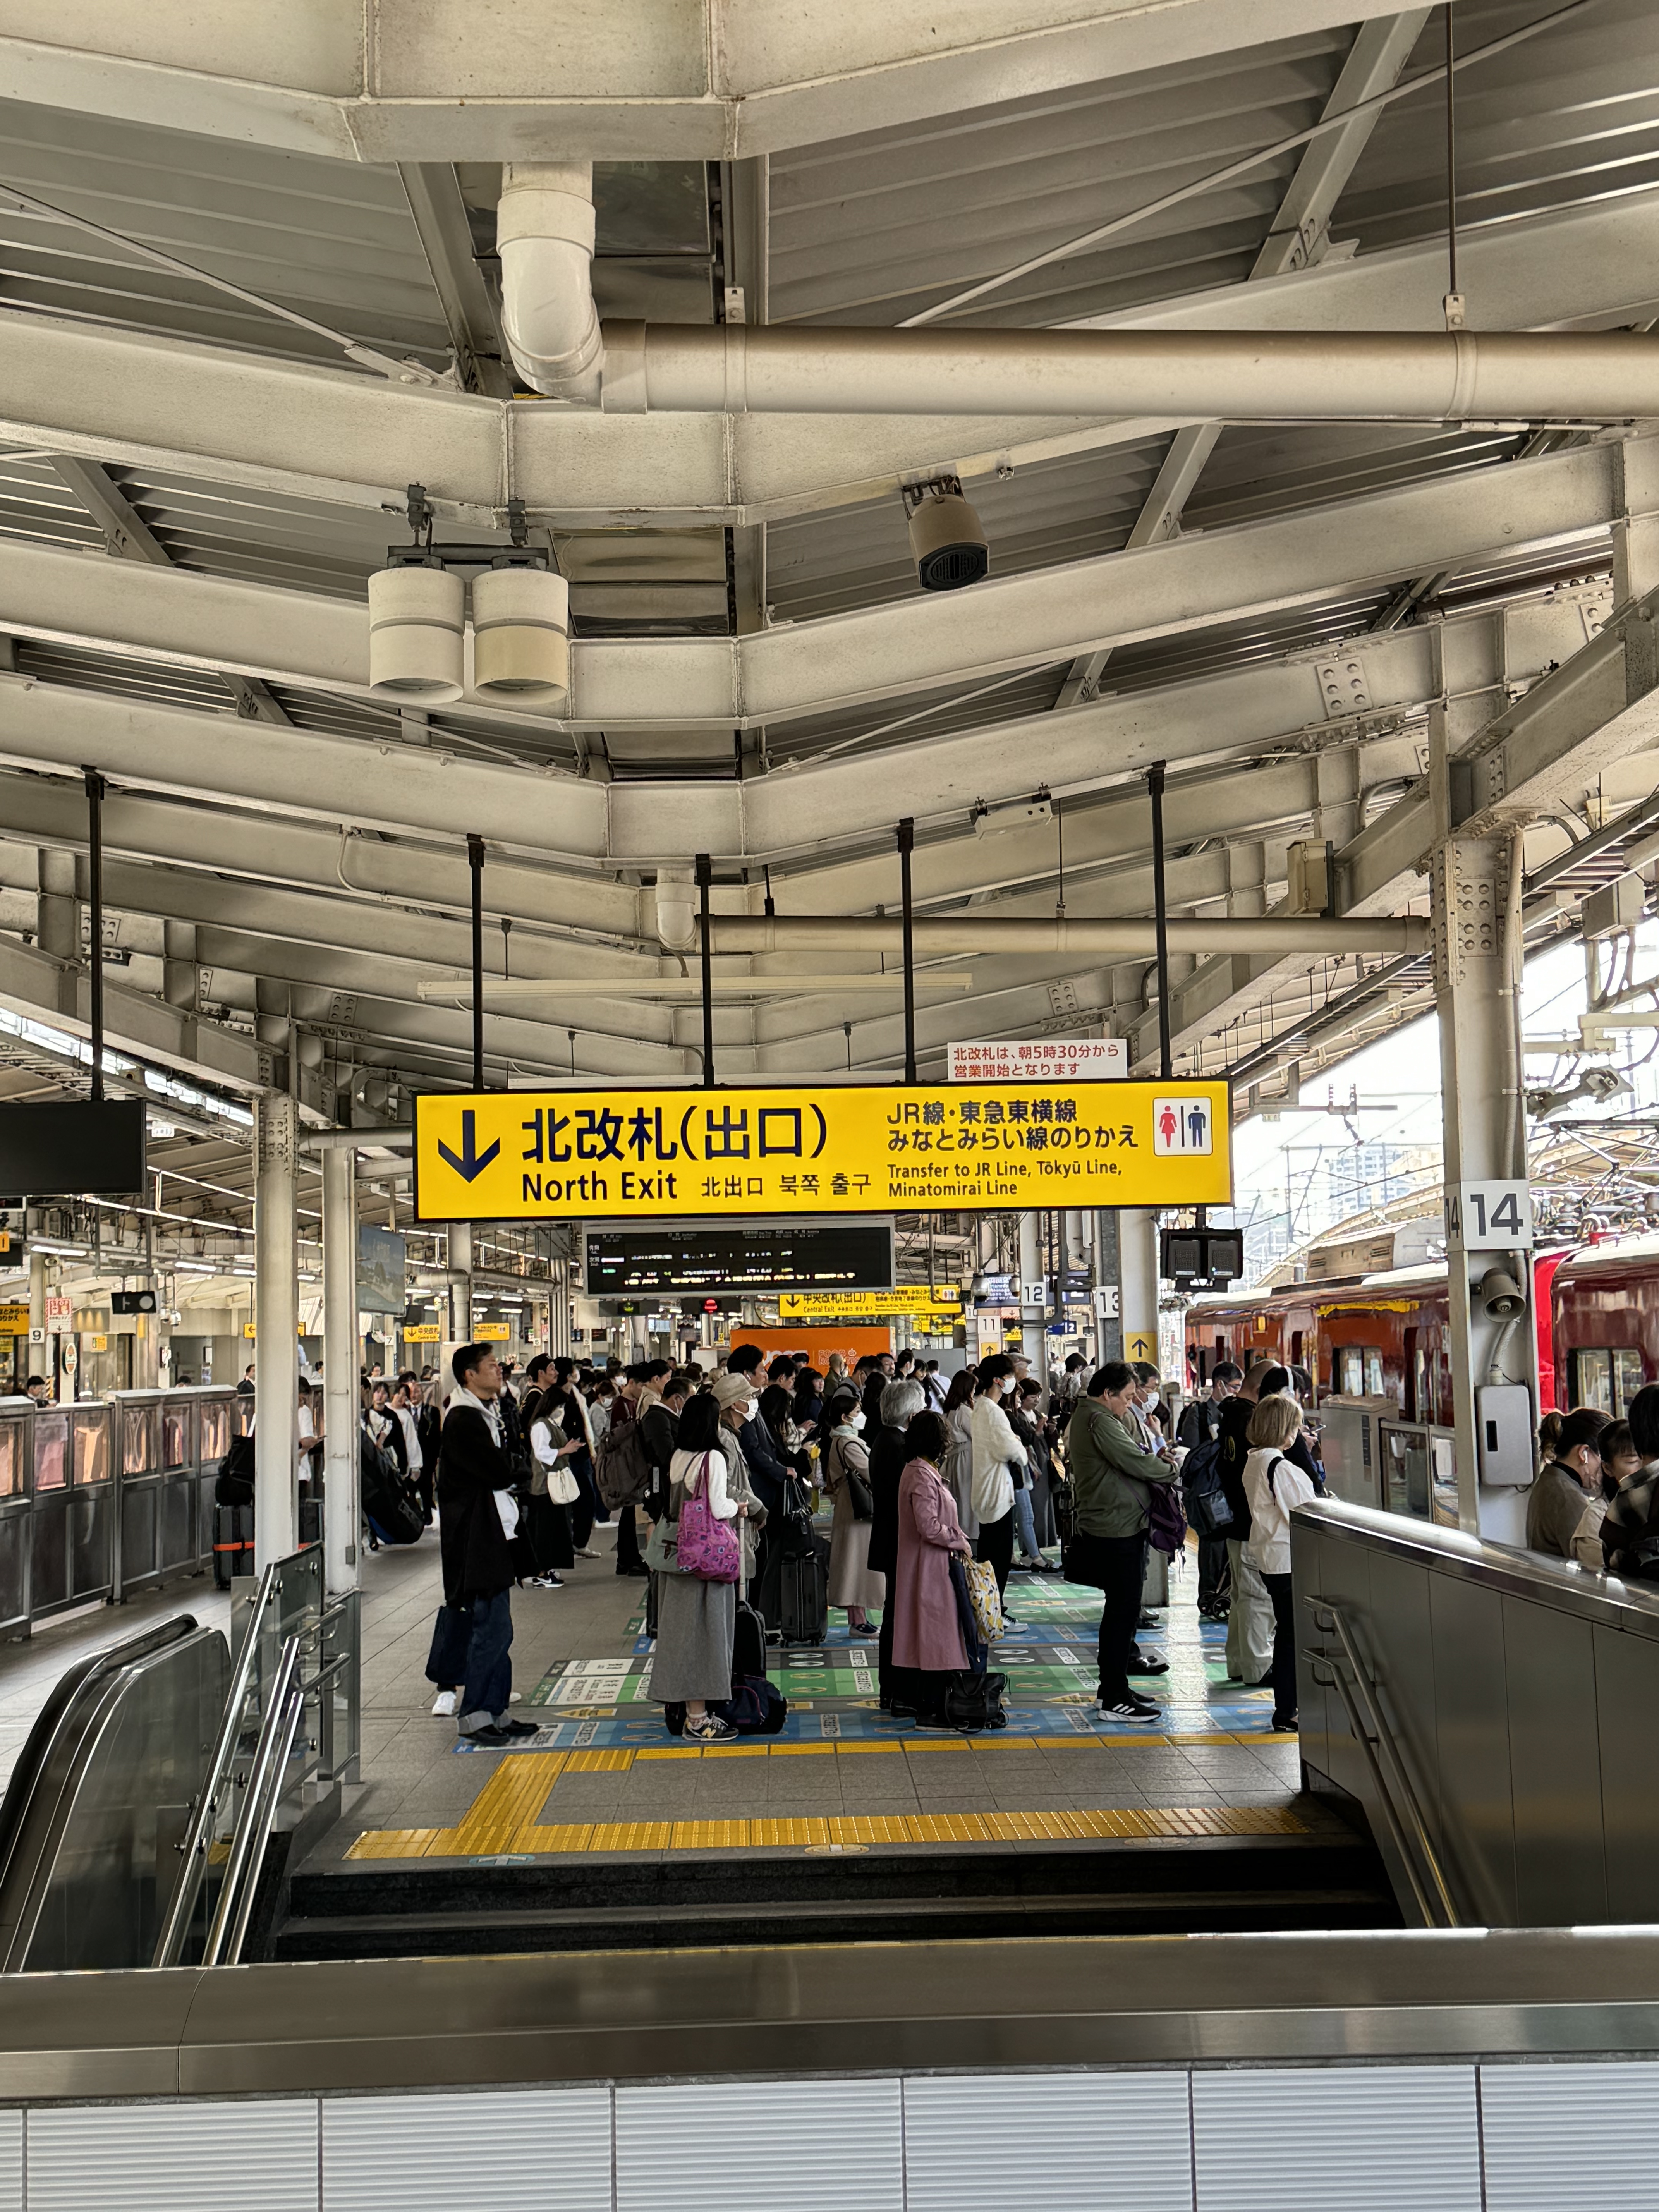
[1470,1188,1525,1238]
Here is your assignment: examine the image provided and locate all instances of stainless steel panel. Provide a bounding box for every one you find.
[1479,2059,1659,2209]
[904,2071,1191,2212]
[1427,1575,1518,1929]
[322,2088,611,2212]
[1362,1547,1442,1834]
[1500,1594,1608,1927]
[143,1932,1659,2097]
[1191,2064,1481,2211]
[1591,1623,1659,1907]
[1302,1522,1377,1810]
[26,2099,319,2212]
[616,2078,903,2212]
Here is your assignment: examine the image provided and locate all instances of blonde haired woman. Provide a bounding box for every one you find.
[1242,1395,1317,1734]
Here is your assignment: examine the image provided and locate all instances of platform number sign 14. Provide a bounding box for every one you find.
[1445,1179,1534,1250]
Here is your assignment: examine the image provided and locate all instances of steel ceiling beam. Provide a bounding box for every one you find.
[0,440,1619,743]
[1081,7,1432,636]
[0,576,1604,876]
[1,192,1655,529]
[0,0,1424,162]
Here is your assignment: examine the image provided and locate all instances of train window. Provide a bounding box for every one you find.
[1404,1328,1421,1422]
[1615,1349,1645,1415]
[1365,1349,1386,1399]
[1575,1350,1613,1414]
[1339,1348,1365,1397]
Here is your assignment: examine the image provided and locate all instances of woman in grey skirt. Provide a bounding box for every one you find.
[651,1390,746,1743]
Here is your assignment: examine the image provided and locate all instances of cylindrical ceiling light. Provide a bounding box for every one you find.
[904,475,989,592]
[471,563,571,702]
[368,560,466,703]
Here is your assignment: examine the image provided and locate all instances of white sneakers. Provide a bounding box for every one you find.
[430,1688,459,1717]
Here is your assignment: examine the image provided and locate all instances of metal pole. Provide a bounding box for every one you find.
[898,817,917,1083]
[1147,761,1173,1080]
[253,1091,301,1567]
[696,853,715,1087]
[467,833,485,1090]
[83,770,105,1103]
[321,1147,359,1595]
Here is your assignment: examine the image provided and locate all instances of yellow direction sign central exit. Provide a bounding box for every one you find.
[780,1288,963,1321]
[413,1081,1230,1223]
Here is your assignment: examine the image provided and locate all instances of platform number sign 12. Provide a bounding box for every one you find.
[1444,1179,1534,1250]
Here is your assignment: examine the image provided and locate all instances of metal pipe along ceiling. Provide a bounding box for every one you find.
[601,324,1659,422]
[708,916,1430,956]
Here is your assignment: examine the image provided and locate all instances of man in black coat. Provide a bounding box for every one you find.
[435,1343,539,1747]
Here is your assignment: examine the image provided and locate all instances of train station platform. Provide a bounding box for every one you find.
[323,1534,1308,1864]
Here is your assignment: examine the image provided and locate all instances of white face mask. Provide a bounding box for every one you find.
[744,1397,759,1421]
[848,1410,866,1431]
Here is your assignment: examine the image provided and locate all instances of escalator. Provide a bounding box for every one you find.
[0,1613,227,1972]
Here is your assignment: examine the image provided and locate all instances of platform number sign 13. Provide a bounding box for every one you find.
[1444,1179,1534,1250]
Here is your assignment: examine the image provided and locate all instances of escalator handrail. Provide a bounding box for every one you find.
[153,1547,317,1968]
[0,1614,198,1939]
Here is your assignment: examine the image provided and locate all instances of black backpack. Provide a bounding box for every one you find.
[214,1432,256,1508]
[943,1669,1008,1733]
[1182,1436,1233,1535]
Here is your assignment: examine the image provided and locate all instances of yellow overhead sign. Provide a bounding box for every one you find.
[402,1324,442,1344]
[0,1302,27,1334]
[779,1288,963,1321]
[474,1321,512,1341]
[414,1082,1230,1222]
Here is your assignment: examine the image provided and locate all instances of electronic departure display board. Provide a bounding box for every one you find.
[584,1218,895,1298]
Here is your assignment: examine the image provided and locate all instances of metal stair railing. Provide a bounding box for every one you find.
[1304,1592,1459,1929]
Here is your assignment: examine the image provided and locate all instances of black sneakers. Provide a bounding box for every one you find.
[1099,1694,1161,1723]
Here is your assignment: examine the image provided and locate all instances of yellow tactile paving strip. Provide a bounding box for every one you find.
[345,1740,1309,1863]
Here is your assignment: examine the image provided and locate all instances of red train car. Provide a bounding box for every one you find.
[1547,1231,1659,1417]
[1185,1250,1575,1421]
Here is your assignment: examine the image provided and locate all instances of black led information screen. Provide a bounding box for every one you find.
[584,1217,894,1298]
[0,1099,146,1201]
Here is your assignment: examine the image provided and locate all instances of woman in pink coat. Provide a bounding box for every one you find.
[890,1410,973,1721]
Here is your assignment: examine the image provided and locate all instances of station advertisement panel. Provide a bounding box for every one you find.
[413,1080,1231,1222]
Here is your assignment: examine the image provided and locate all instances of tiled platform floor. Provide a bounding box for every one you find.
[324,1527,1319,1867]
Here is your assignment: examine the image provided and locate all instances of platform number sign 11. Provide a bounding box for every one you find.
[1444,1179,1534,1251]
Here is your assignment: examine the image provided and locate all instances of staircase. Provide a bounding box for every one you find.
[272,1831,1399,1960]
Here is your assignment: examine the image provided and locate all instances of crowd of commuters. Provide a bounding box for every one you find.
[391,1330,1350,1751]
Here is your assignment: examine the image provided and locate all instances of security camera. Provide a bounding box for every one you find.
[1478,1265,1525,1319]
[903,474,989,591]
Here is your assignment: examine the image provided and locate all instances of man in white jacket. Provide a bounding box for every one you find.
[970,1354,1027,1611]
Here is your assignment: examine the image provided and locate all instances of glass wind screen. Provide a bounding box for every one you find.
[73,1413,110,1486]
[34,1414,68,1491]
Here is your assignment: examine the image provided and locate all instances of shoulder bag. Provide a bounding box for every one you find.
[829,1434,874,1522]
[675,1450,742,1583]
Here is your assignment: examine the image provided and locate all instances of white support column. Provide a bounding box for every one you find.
[321,1147,359,1595]
[1429,605,1527,1539]
[1017,1209,1044,1357]
[253,1090,300,1566]
[447,1221,473,1362]
[1118,1209,1160,1369]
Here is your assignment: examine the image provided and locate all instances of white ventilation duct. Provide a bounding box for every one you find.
[652,867,699,953]
[497,163,604,403]
[600,323,1659,423]
[709,915,1430,957]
